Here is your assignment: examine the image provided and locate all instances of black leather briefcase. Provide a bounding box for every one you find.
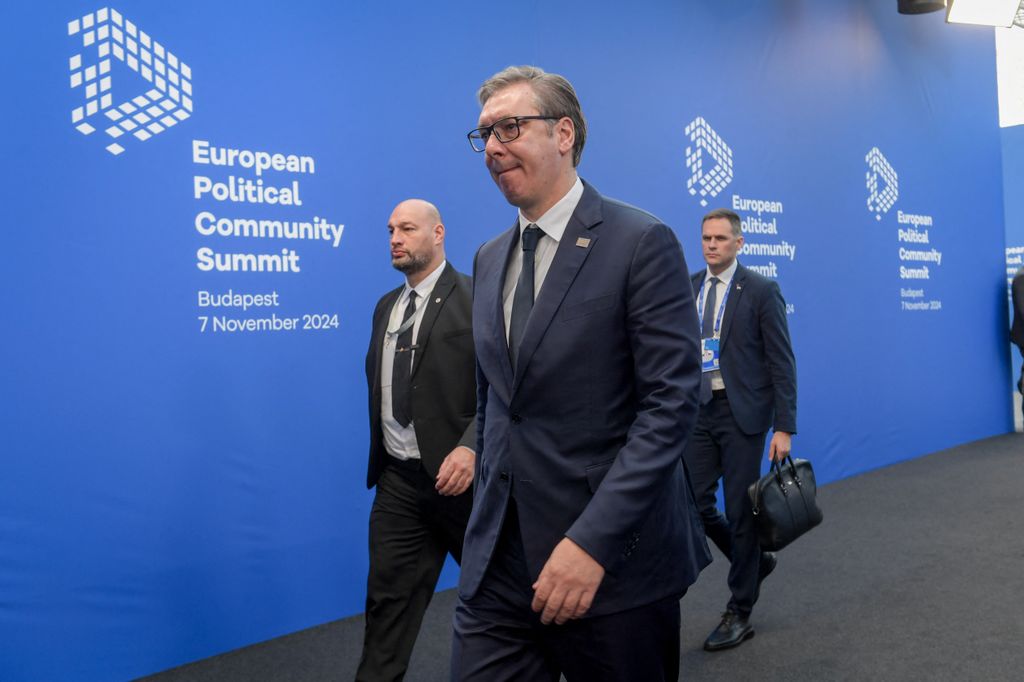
[748,456,823,551]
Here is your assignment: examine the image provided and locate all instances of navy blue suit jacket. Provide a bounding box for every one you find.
[691,263,797,436]
[460,181,711,617]
[1011,266,1024,353]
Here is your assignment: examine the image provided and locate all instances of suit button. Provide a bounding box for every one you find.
[511,414,522,424]
[500,472,509,481]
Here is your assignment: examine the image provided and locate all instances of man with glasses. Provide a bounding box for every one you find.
[358,199,476,682]
[452,65,710,681]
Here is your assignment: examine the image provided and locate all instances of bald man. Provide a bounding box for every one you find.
[358,199,477,681]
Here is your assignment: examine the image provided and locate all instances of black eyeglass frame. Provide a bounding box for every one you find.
[467,115,560,152]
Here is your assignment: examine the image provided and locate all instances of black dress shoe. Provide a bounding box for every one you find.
[704,611,754,651]
[758,551,777,587]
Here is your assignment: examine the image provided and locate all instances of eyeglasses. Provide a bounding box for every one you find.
[467,115,559,152]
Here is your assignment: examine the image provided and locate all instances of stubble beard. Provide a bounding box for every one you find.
[392,251,431,277]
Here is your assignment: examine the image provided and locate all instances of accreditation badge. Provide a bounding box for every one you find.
[701,338,721,373]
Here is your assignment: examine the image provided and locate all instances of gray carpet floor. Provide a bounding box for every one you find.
[141,433,1024,681]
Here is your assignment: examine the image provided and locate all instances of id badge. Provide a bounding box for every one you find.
[701,338,720,373]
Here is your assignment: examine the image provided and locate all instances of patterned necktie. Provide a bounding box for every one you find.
[509,225,541,370]
[699,277,720,404]
[391,290,417,427]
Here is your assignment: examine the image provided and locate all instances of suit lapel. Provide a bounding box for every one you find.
[691,271,705,334]
[512,184,602,391]
[488,223,519,394]
[718,264,747,351]
[411,263,454,378]
[691,272,704,298]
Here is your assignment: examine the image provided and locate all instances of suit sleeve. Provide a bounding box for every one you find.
[1011,271,1024,352]
[458,419,477,453]
[759,280,797,434]
[472,249,487,465]
[452,274,478,454]
[365,294,390,489]
[565,223,702,570]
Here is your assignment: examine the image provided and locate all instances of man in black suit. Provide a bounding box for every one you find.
[357,199,476,682]
[1012,266,1024,422]
[684,207,797,652]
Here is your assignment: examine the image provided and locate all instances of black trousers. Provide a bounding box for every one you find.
[356,459,472,682]
[451,501,681,682]
[683,392,768,618]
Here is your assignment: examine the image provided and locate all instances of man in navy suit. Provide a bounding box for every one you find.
[1012,266,1024,423]
[683,208,797,651]
[451,65,710,681]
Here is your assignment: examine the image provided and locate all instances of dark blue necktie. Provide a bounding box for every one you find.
[509,225,541,370]
[391,290,417,427]
[702,276,719,339]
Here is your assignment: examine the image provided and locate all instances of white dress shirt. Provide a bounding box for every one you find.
[700,258,738,391]
[381,260,446,460]
[502,177,584,343]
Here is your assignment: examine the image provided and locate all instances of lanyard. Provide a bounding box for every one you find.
[386,291,426,343]
[697,276,730,338]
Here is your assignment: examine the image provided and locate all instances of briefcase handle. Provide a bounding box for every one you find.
[777,456,804,487]
[751,456,803,514]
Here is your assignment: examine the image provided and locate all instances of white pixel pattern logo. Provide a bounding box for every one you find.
[67,7,193,155]
[865,147,898,221]
[685,117,733,207]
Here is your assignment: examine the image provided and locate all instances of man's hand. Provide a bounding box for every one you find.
[435,446,474,496]
[768,431,792,462]
[531,538,605,625]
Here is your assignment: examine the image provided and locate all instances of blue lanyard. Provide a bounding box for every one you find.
[697,276,730,337]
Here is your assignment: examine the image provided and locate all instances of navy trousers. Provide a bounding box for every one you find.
[683,392,768,617]
[451,500,681,682]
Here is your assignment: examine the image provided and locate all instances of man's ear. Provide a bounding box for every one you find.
[557,117,575,156]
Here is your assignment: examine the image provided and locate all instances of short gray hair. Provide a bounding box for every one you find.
[477,65,587,167]
[702,208,742,237]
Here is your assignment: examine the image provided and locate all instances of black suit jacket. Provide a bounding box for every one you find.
[1012,267,1024,352]
[691,262,797,436]
[365,262,476,488]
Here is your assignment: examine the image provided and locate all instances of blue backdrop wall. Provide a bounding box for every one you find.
[0,1,1012,679]
[1003,124,1024,415]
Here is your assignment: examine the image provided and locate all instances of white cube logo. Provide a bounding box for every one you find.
[685,117,733,207]
[68,8,193,155]
[865,147,898,221]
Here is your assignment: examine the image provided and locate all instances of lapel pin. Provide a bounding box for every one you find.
[575,237,591,248]
[435,297,441,304]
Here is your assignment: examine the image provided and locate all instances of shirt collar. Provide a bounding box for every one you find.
[404,259,446,301]
[517,176,583,243]
[704,258,738,286]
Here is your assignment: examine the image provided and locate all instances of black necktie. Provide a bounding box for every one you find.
[391,290,417,427]
[700,277,720,405]
[702,276,720,339]
[509,225,541,369]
